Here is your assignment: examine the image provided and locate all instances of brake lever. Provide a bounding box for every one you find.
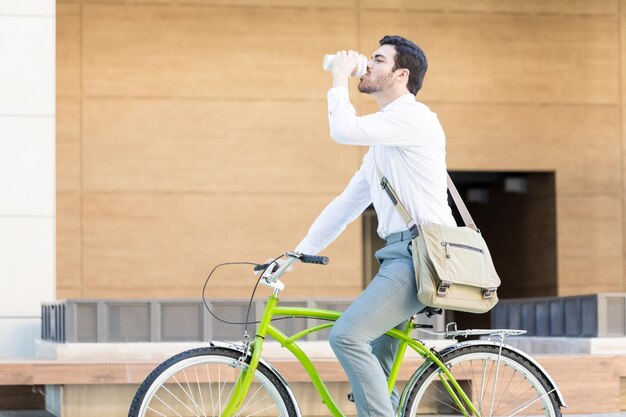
[253,262,280,276]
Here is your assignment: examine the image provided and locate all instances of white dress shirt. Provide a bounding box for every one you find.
[295,87,456,255]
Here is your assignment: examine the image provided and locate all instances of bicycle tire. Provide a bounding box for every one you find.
[128,346,298,417]
[403,344,561,417]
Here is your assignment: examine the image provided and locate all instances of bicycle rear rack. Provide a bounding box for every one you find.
[419,321,527,340]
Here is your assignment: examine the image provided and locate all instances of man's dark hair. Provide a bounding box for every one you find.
[379,35,428,95]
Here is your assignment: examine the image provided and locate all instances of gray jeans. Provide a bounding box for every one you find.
[329,230,425,417]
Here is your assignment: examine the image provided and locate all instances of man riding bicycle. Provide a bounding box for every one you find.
[293,35,456,417]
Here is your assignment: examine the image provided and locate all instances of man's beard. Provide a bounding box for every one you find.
[358,72,395,94]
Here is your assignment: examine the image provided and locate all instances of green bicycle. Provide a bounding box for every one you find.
[128,251,565,417]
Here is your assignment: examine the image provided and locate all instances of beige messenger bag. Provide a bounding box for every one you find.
[376,163,501,314]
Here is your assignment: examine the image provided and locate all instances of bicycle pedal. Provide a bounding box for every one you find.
[347,392,354,403]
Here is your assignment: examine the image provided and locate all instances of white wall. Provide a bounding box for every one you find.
[0,0,55,357]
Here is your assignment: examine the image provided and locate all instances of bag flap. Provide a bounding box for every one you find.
[419,224,501,289]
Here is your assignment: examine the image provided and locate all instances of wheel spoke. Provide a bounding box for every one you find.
[506,388,556,417]
[171,374,202,417]
[426,378,462,413]
[153,391,187,417]
[183,368,204,416]
[220,365,238,413]
[194,365,208,417]
[421,386,462,415]
[160,383,201,417]
[206,362,216,416]
[496,381,537,415]
[237,384,267,415]
[218,363,223,414]
[239,402,279,417]
[147,405,169,417]
[493,364,517,413]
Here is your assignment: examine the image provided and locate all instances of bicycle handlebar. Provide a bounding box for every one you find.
[253,252,329,272]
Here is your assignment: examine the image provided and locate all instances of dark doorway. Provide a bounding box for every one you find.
[362,171,558,332]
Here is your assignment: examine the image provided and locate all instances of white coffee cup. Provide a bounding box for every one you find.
[323,54,368,78]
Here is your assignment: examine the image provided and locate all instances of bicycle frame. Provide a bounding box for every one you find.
[220,292,481,417]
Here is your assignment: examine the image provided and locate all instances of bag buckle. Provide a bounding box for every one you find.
[483,287,497,299]
[380,177,398,205]
[437,281,452,297]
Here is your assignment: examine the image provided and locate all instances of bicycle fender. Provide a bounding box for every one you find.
[209,340,303,417]
[398,339,566,416]
[397,355,433,417]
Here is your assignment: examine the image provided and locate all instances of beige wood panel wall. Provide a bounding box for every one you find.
[57,0,625,299]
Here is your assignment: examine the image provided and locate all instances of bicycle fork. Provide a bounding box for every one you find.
[219,295,279,417]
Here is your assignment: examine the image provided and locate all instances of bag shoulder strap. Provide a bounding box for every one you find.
[373,152,478,232]
[445,175,478,231]
[374,162,420,238]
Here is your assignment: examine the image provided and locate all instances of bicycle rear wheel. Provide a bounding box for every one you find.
[128,346,298,417]
[403,344,561,417]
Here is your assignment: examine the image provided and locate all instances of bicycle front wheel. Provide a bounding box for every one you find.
[404,344,561,417]
[128,346,298,417]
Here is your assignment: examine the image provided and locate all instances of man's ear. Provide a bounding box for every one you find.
[396,68,410,87]
[398,68,410,79]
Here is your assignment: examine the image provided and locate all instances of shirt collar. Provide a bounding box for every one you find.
[381,93,416,111]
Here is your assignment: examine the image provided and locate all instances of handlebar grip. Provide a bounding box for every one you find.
[300,254,329,265]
